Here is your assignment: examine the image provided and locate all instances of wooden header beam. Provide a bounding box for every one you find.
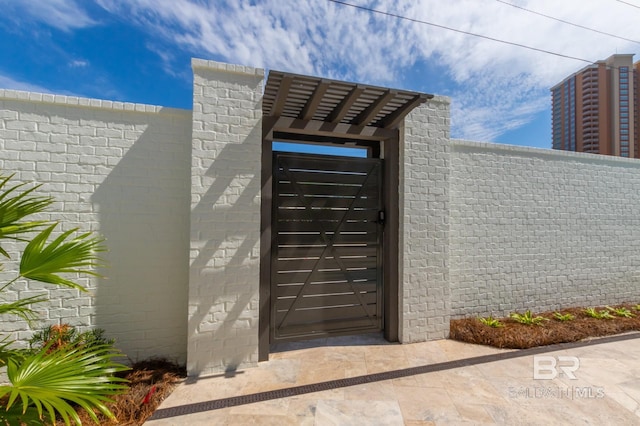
[265,116,397,141]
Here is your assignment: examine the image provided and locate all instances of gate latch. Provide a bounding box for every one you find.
[378,210,385,225]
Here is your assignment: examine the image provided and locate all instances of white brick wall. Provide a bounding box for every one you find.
[0,90,192,364]
[400,97,451,342]
[7,58,640,377]
[187,59,264,376]
[450,140,640,317]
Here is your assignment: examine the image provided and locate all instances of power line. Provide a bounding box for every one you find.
[496,0,640,45]
[615,0,640,9]
[326,0,594,65]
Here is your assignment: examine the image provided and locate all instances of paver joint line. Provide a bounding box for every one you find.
[148,332,640,420]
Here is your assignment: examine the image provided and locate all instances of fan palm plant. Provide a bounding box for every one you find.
[0,172,128,425]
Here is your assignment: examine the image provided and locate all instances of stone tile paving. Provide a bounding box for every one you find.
[146,333,640,425]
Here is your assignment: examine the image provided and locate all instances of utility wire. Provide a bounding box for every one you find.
[496,0,640,45]
[327,0,594,65]
[615,0,640,9]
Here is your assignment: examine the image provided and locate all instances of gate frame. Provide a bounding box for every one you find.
[259,70,432,361]
[259,128,400,361]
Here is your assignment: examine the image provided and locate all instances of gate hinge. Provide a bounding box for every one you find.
[378,210,385,225]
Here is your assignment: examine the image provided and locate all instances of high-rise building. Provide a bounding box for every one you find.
[551,54,639,158]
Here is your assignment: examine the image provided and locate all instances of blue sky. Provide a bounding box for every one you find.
[1,0,640,149]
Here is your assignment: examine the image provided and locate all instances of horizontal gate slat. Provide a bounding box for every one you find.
[276,208,378,221]
[277,162,377,174]
[275,304,378,325]
[277,159,379,174]
[276,232,378,245]
[277,195,379,209]
[277,226,376,236]
[275,269,378,285]
[276,245,378,258]
[277,220,374,233]
[277,244,378,259]
[275,282,377,298]
[277,182,378,197]
[276,292,378,311]
[276,172,370,185]
[276,318,379,338]
[276,256,377,270]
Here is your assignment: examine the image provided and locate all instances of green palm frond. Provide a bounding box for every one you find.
[0,174,53,258]
[20,224,106,290]
[0,343,129,425]
[0,294,47,324]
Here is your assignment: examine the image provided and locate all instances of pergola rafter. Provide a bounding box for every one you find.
[263,70,433,131]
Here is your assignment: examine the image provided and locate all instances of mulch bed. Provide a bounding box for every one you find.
[56,358,186,426]
[450,304,640,349]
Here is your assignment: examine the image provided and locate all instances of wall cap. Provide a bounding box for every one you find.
[428,95,451,105]
[191,58,265,77]
[452,139,640,167]
[0,89,190,116]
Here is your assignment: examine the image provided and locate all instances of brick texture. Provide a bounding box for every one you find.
[400,97,451,342]
[0,91,192,364]
[187,59,264,376]
[450,140,640,317]
[6,59,640,377]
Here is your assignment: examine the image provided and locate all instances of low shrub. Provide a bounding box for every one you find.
[510,310,548,326]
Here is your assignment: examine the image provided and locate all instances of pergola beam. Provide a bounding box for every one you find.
[379,94,432,129]
[300,80,330,121]
[327,85,365,123]
[352,90,397,126]
[270,116,396,141]
[270,76,293,117]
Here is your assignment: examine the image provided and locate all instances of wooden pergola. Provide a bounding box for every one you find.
[262,70,433,140]
[259,70,434,361]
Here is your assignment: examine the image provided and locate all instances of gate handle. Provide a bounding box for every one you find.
[378,210,385,225]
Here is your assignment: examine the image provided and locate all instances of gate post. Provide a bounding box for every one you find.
[187,59,264,376]
[399,96,451,342]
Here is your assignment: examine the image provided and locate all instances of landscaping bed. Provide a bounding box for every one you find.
[450,304,640,349]
[55,358,186,426]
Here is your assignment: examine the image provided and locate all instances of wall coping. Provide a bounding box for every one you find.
[0,89,191,116]
[452,139,640,167]
[191,58,265,77]
[428,94,450,105]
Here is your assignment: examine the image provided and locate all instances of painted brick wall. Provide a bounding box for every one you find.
[450,140,640,317]
[0,90,192,364]
[187,59,264,376]
[399,96,451,342]
[7,57,640,376]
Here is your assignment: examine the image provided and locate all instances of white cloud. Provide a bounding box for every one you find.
[95,0,640,142]
[69,60,89,68]
[3,0,96,31]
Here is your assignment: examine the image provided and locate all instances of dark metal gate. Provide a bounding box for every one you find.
[272,153,383,341]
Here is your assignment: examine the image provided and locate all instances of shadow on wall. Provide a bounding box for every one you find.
[92,108,192,364]
[187,118,262,374]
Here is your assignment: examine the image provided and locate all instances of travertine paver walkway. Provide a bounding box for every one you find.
[146,333,640,425]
